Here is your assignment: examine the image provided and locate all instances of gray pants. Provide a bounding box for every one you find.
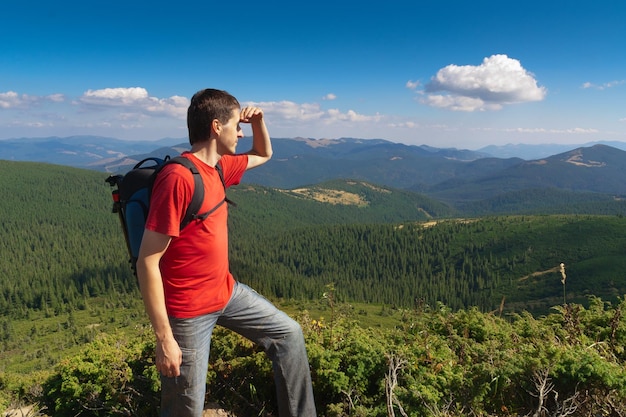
[160,282,317,417]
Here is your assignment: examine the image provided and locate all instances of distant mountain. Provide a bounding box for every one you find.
[5,135,626,171]
[427,144,626,200]
[478,140,626,160]
[4,136,626,216]
[0,135,184,168]
[242,137,496,190]
[60,136,495,189]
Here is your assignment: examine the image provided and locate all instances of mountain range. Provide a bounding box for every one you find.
[3,135,626,214]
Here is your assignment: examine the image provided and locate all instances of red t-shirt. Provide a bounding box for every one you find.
[145,152,247,318]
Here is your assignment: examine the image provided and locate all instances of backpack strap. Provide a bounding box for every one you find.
[166,156,236,229]
[167,156,205,230]
[215,162,237,208]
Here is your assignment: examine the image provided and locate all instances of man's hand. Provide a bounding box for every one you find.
[241,105,272,170]
[240,106,264,124]
[156,336,183,378]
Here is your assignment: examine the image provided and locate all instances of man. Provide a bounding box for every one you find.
[136,88,316,417]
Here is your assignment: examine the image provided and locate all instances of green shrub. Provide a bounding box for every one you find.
[42,331,159,416]
[24,299,626,416]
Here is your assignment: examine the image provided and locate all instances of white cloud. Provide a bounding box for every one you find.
[405,80,420,90]
[389,121,420,129]
[420,54,546,112]
[3,90,382,140]
[80,87,149,104]
[144,95,189,117]
[48,93,65,102]
[0,91,65,108]
[244,100,378,124]
[323,93,337,100]
[79,87,188,118]
[473,126,599,134]
[581,80,625,90]
[0,91,20,108]
[0,88,189,139]
[247,100,325,121]
[326,109,381,122]
[423,94,502,112]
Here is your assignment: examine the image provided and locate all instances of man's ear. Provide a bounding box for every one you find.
[211,119,221,135]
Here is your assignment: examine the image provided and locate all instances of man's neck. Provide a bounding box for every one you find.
[190,141,221,167]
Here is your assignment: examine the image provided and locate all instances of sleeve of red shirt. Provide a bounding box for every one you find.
[219,154,248,187]
[145,163,195,238]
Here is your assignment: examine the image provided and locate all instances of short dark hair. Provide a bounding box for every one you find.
[187,89,240,145]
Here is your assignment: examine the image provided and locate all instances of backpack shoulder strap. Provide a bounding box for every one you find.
[192,161,238,222]
[167,156,205,230]
[165,156,237,229]
[215,162,237,207]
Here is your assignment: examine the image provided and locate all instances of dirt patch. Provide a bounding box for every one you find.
[363,183,389,193]
[564,150,606,167]
[203,403,234,416]
[286,188,368,206]
[421,221,438,228]
[518,266,560,282]
[3,405,35,417]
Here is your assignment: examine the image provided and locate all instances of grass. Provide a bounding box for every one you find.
[1,295,407,378]
[1,296,148,375]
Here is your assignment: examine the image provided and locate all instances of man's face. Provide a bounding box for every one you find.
[217,108,244,154]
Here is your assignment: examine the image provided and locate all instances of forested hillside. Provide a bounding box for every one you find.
[2,160,626,317]
[0,161,135,316]
[3,160,626,416]
[228,211,626,314]
[0,160,454,317]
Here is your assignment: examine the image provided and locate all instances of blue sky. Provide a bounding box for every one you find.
[1,0,624,150]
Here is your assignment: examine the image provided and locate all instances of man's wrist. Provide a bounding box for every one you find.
[153,325,175,343]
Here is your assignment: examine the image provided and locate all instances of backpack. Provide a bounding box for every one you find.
[105,155,234,276]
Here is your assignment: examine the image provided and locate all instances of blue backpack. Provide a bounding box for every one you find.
[106,155,234,275]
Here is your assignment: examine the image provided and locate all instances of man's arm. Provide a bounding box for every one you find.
[240,106,272,170]
[136,229,182,377]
